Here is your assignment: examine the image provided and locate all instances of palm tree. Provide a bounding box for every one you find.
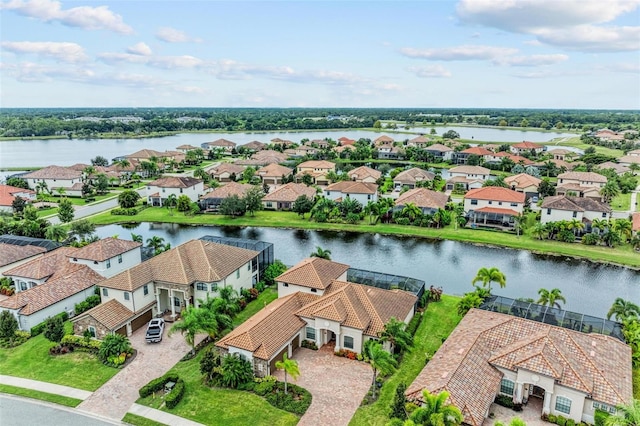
[364,201,381,225]
[613,218,633,243]
[401,203,422,222]
[165,193,178,212]
[131,233,143,243]
[275,354,300,395]
[310,246,331,260]
[607,298,640,321]
[531,222,547,240]
[114,158,131,170]
[604,399,640,426]
[409,389,464,426]
[167,306,203,352]
[45,224,68,242]
[600,181,621,203]
[567,218,585,236]
[193,167,208,182]
[471,267,506,294]
[513,214,525,236]
[146,236,166,252]
[378,317,413,354]
[537,288,566,308]
[591,218,608,234]
[363,340,396,398]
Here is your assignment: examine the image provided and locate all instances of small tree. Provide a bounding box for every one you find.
[118,189,141,208]
[378,317,413,354]
[220,354,254,388]
[57,198,75,223]
[292,195,314,218]
[219,195,247,217]
[363,340,396,398]
[0,310,18,339]
[11,196,26,215]
[91,156,109,167]
[275,353,300,394]
[263,260,287,286]
[243,186,264,216]
[98,334,132,364]
[176,195,192,212]
[390,382,408,420]
[44,315,65,344]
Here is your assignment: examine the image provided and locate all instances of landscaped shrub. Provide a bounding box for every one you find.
[493,394,522,411]
[566,418,575,426]
[300,340,318,350]
[395,218,410,226]
[61,334,102,352]
[254,380,276,396]
[556,415,567,426]
[139,373,180,398]
[594,409,609,426]
[30,311,68,336]
[547,414,557,424]
[98,334,133,367]
[110,207,139,216]
[165,379,185,409]
[335,349,359,360]
[581,233,599,245]
[75,295,101,315]
[0,330,30,348]
[406,312,423,337]
[0,310,18,340]
[264,382,312,415]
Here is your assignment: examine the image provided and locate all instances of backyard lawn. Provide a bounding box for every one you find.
[610,192,631,211]
[0,323,119,391]
[233,287,278,326]
[349,295,462,426]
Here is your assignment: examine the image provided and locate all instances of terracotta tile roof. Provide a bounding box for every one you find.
[70,237,141,262]
[449,166,490,175]
[348,166,381,181]
[297,160,336,170]
[325,181,378,195]
[262,183,316,203]
[0,185,36,207]
[126,149,165,160]
[619,155,640,165]
[206,138,236,147]
[4,247,80,280]
[99,240,258,292]
[338,137,356,145]
[464,187,525,203]
[0,265,104,315]
[474,206,520,216]
[406,309,632,426]
[276,257,349,290]
[73,299,134,330]
[256,163,293,178]
[507,154,534,165]
[558,171,607,183]
[176,144,199,150]
[334,145,355,153]
[147,176,203,188]
[548,149,573,155]
[633,213,640,232]
[0,243,46,268]
[513,141,542,149]
[374,135,394,144]
[409,136,431,144]
[541,195,611,213]
[23,166,82,180]
[242,141,266,151]
[597,162,629,174]
[200,182,253,200]
[209,163,246,176]
[394,168,435,184]
[425,143,453,152]
[395,188,448,210]
[68,163,90,171]
[253,150,288,161]
[462,147,493,156]
[504,173,541,190]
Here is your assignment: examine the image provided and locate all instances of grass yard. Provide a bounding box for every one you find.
[349,295,462,426]
[122,413,167,426]
[634,368,640,400]
[0,384,82,407]
[610,192,631,211]
[0,324,118,391]
[233,287,278,326]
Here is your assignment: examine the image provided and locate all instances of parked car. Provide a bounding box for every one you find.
[145,318,165,343]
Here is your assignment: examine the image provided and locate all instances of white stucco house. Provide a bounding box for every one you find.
[556,172,607,201]
[67,237,142,278]
[323,181,378,205]
[464,187,526,228]
[22,166,83,196]
[539,195,612,225]
[146,176,204,207]
[0,185,36,213]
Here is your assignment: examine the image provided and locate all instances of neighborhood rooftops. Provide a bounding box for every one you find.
[504,173,542,190]
[557,171,608,183]
[276,257,350,290]
[0,185,36,207]
[262,183,316,203]
[540,195,612,213]
[512,141,542,149]
[325,181,378,194]
[347,166,381,181]
[256,163,293,177]
[69,237,141,262]
[449,165,491,175]
[425,143,453,152]
[200,182,253,200]
[23,166,82,180]
[5,247,80,280]
[297,160,335,169]
[395,188,448,209]
[205,138,236,147]
[0,243,47,268]
[394,168,435,183]
[464,187,526,203]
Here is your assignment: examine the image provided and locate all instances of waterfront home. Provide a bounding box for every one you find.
[394,188,448,215]
[175,144,199,154]
[548,149,574,162]
[596,162,630,175]
[377,144,403,160]
[236,150,289,167]
[67,237,142,279]
[393,168,435,190]
[556,172,607,200]
[241,140,267,152]
[262,183,316,211]
[22,166,83,196]
[504,173,542,199]
[407,135,431,148]
[0,184,36,212]
[338,136,356,146]
[374,135,394,146]
[146,176,205,207]
[308,139,330,149]
[510,141,545,155]
[487,152,534,166]
[324,181,378,205]
[455,146,494,165]
[209,163,246,182]
[270,138,295,149]
[295,160,336,186]
[293,145,318,157]
[424,143,454,162]
[126,149,184,165]
[619,149,640,167]
[202,138,236,153]
[445,165,491,191]
[540,195,612,226]
[199,182,253,211]
[256,163,293,185]
[464,187,526,228]
[348,166,381,183]
[406,308,632,426]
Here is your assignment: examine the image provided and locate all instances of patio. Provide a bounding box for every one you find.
[485,398,547,426]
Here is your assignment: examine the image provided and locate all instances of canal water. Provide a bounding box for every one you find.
[95,223,639,318]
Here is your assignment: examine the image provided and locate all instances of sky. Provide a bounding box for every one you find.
[1,0,639,109]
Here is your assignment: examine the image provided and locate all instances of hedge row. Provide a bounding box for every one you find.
[61,334,102,352]
[406,311,423,337]
[546,414,586,426]
[110,208,139,216]
[165,379,185,409]
[139,373,179,398]
[30,312,68,336]
[75,295,101,315]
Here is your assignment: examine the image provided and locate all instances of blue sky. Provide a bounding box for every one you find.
[1,0,639,109]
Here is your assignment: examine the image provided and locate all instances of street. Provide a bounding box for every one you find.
[0,395,119,426]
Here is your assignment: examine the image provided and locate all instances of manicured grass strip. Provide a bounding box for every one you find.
[610,192,631,211]
[349,295,462,426]
[233,287,278,326]
[634,367,640,400]
[0,324,119,391]
[0,384,82,407]
[122,413,168,426]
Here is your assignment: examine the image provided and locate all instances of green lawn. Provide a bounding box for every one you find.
[0,324,119,391]
[122,413,168,426]
[349,295,462,426]
[233,287,278,326]
[90,209,640,268]
[0,384,82,407]
[610,193,632,211]
[634,368,640,400]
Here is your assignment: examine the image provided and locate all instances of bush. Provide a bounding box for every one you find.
[139,373,180,398]
[75,295,101,315]
[254,380,276,396]
[335,349,358,360]
[165,379,185,409]
[556,415,567,426]
[0,310,18,339]
[61,334,102,352]
[30,312,68,336]
[566,419,575,426]
[110,207,139,216]
[264,382,312,415]
[406,312,423,337]
[98,334,132,366]
[301,340,318,350]
[581,233,599,245]
[44,315,65,343]
[0,330,30,348]
[548,414,557,424]
[594,410,609,426]
[494,394,522,411]
[395,218,410,226]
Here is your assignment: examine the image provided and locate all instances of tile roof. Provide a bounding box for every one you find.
[619,155,640,165]
[374,135,394,144]
[406,309,632,426]
[474,206,520,216]
[147,176,203,188]
[461,147,493,156]
[464,187,525,203]
[348,166,381,181]
[206,138,236,147]
[242,141,266,151]
[298,160,336,170]
[23,166,82,180]
[200,182,253,199]
[633,212,640,232]
[548,149,573,155]
[409,136,431,144]
[425,143,453,152]
[126,149,166,159]
[338,137,356,145]
[256,163,293,178]
[0,265,104,315]
[176,144,199,150]
[449,165,490,175]
[558,172,608,183]
[4,247,79,280]
[0,243,47,268]
[209,163,246,176]
[99,240,258,291]
[395,188,448,210]
[276,257,350,290]
[394,168,435,184]
[541,195,612,213]
[73,299,134,330]
[513,141,542,149]
[0,185,36,207]
[70,237,141,262]
[253,150,289,161]
[504,173,541,190]
[262,183,316,203]
[325,181,378,195]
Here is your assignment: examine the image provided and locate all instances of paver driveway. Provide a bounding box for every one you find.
[273,346,371,426]
[77,325,202,420]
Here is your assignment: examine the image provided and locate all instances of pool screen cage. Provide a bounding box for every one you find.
[0,234,62,252]
[347,268,425,302]
[199,236,274,277]
[479,295,624,341]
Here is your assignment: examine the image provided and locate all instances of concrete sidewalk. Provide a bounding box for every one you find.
[0,375,92,401]
[129,403,204,426]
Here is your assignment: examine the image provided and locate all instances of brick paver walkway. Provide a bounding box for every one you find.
[485,398,546,426]
[274,346,371,426]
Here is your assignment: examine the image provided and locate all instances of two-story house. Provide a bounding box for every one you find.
[0,184,36,213]
[256,163,293,185]
[393,168,435,190]
[407,135,431,148]
[147,176,205,207]
[464,186,526,228]
[199,182,252,211]
[446,165,491,191]
[67,237,142,279]
[324,181,378,205]
[394,188,448,215]
[556,172,607,200]
[202,138,237,153]
[424,143,454,162]
[540,195,612,226]
[23,166,84,197]
[504,173,542,199]
[510,141,545,155]
[295,160,336,186]
[455,146,494,165]
[347,166,381,183]
[262,183,316,211]
[209,163,246,182]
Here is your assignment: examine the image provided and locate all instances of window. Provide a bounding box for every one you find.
[305,327,316,340]
[162,188,166,192]
[174,297,181,307]
[572,211,577,218]
[124,292,130,301]
[143,284,149,296]
[602,212,607,218]
[283,282,289,287]
[247,263,251,271]
[593,402,615,413]
[470,199,478,205]
[555,396,572,414]
[500,379,515,396]
[488,201,493,205]
[118,254,123,264]
[196,282,208,291]
[266,202,272,208]
[236,269,240,278]
[311,288,317,293]
[180,188,183,193]
[102,288,108,297]
[20,282,27,291]
[211,282,218,291]
[106,259,111,268]
[510,203,517,207]
[547,208,552,215]
[87,326,96,338]
[344,336,354,349]
[498,201,503,206]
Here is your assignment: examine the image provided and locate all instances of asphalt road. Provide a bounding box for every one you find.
[0,394,120,426]
[47,187,145,225]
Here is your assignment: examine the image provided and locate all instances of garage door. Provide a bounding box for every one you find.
[269,346,288,374]
[130,309,153,332]
[291,334,299,350]
[115,325,127,336]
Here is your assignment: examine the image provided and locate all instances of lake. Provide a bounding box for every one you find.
[94,223,639,319]
[0,127,575,169]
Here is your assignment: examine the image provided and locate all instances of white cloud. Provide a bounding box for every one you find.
[2,61,94,82]
[494,54,569,67]
[400,45,518,60]
[1,0,133,34]
[155,27,202,43]
[98,51,203,69]
[407,65,452,78]
[1,41,88,63]
[126,42,152,56]
[595,62,640,73]
[97,52,148,65]
[536,25,640,52]
[511,70,587,79]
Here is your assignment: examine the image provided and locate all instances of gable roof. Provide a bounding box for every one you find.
[256,163,293,177]
[73,299,134,330]
[394,168,435,183]
[406,309,632,426]
[147,176,203,188]
[409,135,430,144]
[262,183,316,203]
[461,147,493,156]
[464,187,525,203]
[23,166,82,180]
[276,257,349,290]
[99,240,258,291]
[540,195,612,213]
[297,160,336,169]
[209,163,246,175]
[200,182,253,199]
[395,188,448,210]
[504,173,542,190]
[512,141,542,149]
[374,135,394,144]
[558,171,608,183]
[206,138,236,147]
[242,141,266,151]
[4,247,79,280]
[348,166,381,181]
[0,185,36,207]
[70,237,141,262]
[449,165,490,175]
[0,243,47,268]
[425,143,453,153]
[325,181,378,195]
[176,144,199,150]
